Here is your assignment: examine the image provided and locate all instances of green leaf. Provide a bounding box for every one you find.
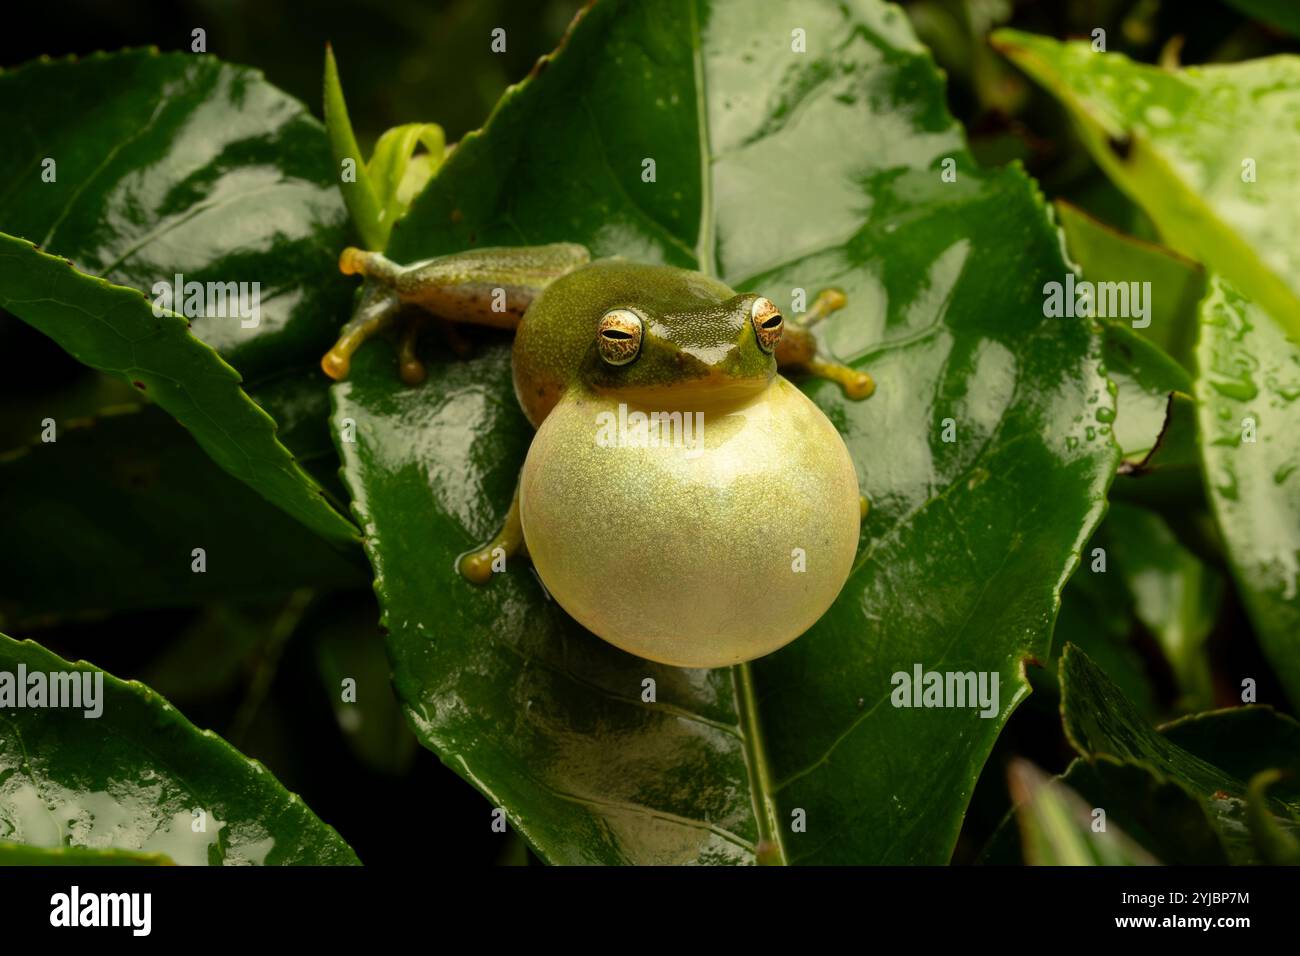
[1160,706,1300,801]
[0,235,359,546]
[0,633,359,864]
[1105,502,1222,712]
[1060,643,1300,863]
[1007,759,1158,865]
[323,47,446,250]
[985,758,1229,865]
[334,0,1115,864]
[1196,275,1300,708]
[1221,0,1300,38]
[1049,553,1157,720]
[1102,320,1194,473]
[323,44,385,252]
[0,405,364,624]
[313,597,418,777]
[1245,770,1300,864]
[366,124,446,232]
[0,49,354,377]
[1056,200,1205,369]
[993,30,1300,339]
[0,842,173,865]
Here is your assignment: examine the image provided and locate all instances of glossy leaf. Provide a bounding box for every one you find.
[1056,200,1205,368]
[994,30,1300,339]
[1196,276,1300,708]
[1060,643,1300,863]
[1102,320,1193,473]
[0,235,359,546]
[333,0,1115,864]
[0,633,359,864]
[0,405,364,624]
[0,48,354,377]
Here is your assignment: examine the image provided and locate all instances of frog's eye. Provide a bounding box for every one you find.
[597,309,643,366]
[751,297,783,353]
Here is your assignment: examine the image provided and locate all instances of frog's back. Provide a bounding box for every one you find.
[512,259,734,427]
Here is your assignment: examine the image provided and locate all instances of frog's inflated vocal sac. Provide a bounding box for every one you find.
[322,243,873,668]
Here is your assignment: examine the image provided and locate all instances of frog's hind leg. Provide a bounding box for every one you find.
[776,288,874,400]
[457,476,526,585]
[324,243,591,384]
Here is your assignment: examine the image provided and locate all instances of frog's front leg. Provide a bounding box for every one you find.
[322,243,590,384]
[457,474,526,585]
[776,288,875,400]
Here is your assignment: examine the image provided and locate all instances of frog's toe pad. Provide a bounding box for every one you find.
[844,371,875,400]
[457,550,498,585]
[321,348,350,381]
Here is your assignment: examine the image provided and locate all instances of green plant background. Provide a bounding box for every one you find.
[0,0,1297,865]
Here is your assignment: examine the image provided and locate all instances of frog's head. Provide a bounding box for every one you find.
[584,292,783,407]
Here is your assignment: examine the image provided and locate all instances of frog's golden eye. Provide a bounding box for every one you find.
[751,297,783,353]
[597,309,643,366]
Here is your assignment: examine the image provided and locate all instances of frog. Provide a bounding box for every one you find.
[322,243,874,668]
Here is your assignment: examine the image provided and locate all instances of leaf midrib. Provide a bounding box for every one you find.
[686,0,784,865]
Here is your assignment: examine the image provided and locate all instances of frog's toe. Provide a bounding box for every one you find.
[806,359,875,401]
[339,247,369,276]
[397,320,428,386]
[457,549,498,585]
[321,347,351,381]
[843,369,875,400]
[321,285,401,382]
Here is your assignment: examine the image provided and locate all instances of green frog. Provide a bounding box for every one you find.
[323,243,873,668]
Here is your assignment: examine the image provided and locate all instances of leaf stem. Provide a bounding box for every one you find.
[734,661,788,865]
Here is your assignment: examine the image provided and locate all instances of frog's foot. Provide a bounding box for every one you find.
[776,321,874,400]
[793,288,847,329]
[321,282,402,381]
[860,494,870,521]
[776,288,874,399]
[457,482,526,585]
[806,358,875,400]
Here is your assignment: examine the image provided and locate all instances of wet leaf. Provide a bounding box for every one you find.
[1196,276,1300,708]
[0,235,359,546]
[333,0,1115,864]
[0,49,354,377]
[0,633,359,864]
[994,30,1300,339]
[1060,643,1300,863]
